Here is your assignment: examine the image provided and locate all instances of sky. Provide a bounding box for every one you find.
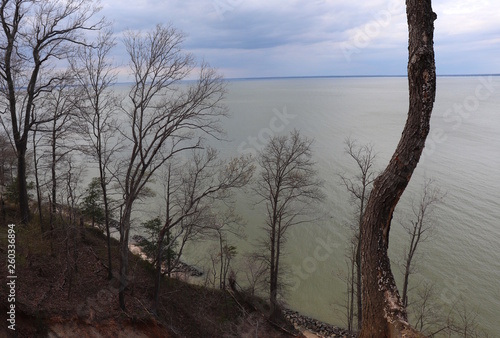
[100,0,500,79]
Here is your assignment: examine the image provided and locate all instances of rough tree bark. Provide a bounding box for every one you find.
[359,0,436,337]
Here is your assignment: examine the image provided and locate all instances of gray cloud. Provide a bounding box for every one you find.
[101,0,500,78]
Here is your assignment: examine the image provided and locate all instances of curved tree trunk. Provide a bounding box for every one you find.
[359,0,436,337]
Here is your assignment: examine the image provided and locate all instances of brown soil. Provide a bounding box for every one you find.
[0,217,301,338]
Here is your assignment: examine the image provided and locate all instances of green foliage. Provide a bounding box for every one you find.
[81,177,105,226]
[4,176,34,204]
[137,217,177,271]
[222,245,237,260]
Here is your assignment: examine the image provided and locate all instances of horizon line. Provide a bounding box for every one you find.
[114,73,500,85]
[224,73,500,81]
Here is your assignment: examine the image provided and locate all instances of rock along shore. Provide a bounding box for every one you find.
[130,234,353,337]
[283,309,357,338]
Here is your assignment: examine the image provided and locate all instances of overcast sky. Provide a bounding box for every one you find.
[100,0,500,79]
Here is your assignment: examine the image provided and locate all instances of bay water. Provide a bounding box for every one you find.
[212,76,499,335]
[129,76,500,335]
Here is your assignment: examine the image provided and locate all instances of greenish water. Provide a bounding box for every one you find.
[130,76,500,336]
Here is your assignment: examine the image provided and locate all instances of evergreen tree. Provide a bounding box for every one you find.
[137,217,177,274]
[81,178,105,228]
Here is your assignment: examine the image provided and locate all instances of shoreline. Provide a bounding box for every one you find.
[128,243,203,279]
[128,239,354,338]
[283,309,356,338]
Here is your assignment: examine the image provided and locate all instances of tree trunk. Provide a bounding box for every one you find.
[16,145,30,224]
[348,248,355,331]
[152,226,167,315]
[166,228,171,278]
[219,235,224,289]
[51,126,57,223]
[119,201,133,310]
[359,0,436,337]
[402,256,411,308]
[269,193,280,319]
[3,7,30,225]
[33,130,43,227]
[357,181,366,330]
[269,225,279,319]
[101,176,113,280]
[269,233,277,310]
[1,197,5,226]
[356,234,362,330]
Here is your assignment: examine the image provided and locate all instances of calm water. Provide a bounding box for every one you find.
[128,76,500,335]
[194,76,500,336]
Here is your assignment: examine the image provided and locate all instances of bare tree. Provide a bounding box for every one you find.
[0,130,16,224]
[31,125,45,225]
[339,138,377,330]
[401,179,444,308]
[242,253,267,296]
[0,130,15,188]
[71,28,118,280]
[255,129,324,319]
[446,299,483,338]
[59,155,85,300]
[412,294,486,337]
[23,75,81,230]
[116,24,227,310]
[149,148,254,314]
[409,282,443,335]
[358,0,437,336]
[207,206,245,290]
[334,240,356,332]
[43,78,82,230]
[0,0,103,223]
